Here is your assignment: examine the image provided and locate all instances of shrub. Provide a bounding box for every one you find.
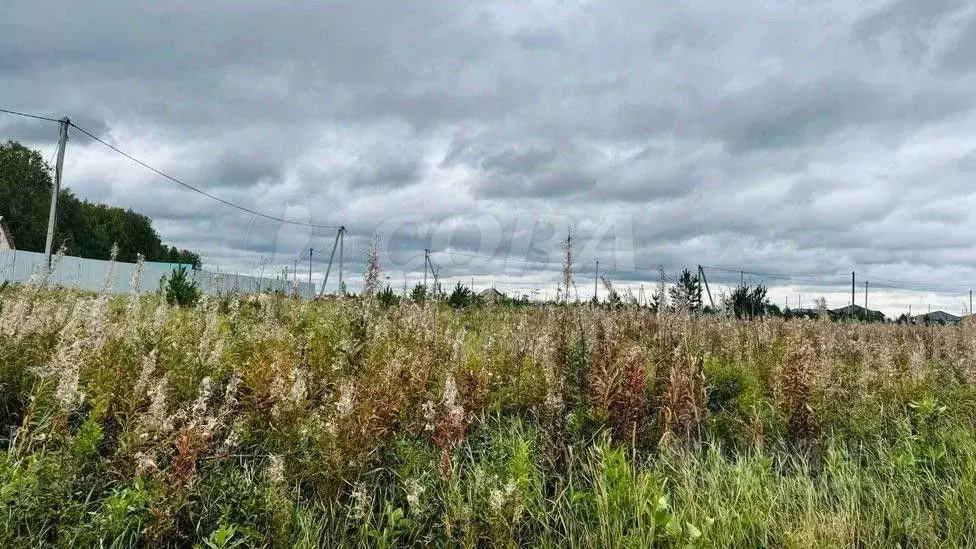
[378,285,400,309]
[165,265,201,307]
[448,282,474,309]
[410,284,427,303]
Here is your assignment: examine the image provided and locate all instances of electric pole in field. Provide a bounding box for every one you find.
[44,117,70,270]
[594,259,599,302]
[698,265,715,310]
[424,249,429,289]
[308,248,313,294]
[317,227,343,297]
[338,226,344,295]
[851,271,855,321]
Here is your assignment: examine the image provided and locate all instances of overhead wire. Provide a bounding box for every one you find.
[0,107,61,124]
[69,122,343,229]
[2,107,345,230]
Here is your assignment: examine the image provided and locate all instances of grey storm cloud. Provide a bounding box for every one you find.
[5,0,976,315]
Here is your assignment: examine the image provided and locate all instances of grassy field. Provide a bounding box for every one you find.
[2,278,976,547]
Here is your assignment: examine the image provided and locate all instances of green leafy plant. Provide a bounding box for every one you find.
[165,265,201,307]
[410,283,427,303]
[448,281,474,309]
[378,285,400,309]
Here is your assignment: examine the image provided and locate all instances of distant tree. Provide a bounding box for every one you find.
[378,285,399,309]
[448,282,474,309]
[0,140,201,266]
[649,266,668,312]
[724,284,771,320]
[813,297,829,319]
[668,268,703,312]
[0,141,57,251]
[410,283,427,303]
[601,276,622,310]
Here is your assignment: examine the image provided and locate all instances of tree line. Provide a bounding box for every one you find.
[0,141,201,267]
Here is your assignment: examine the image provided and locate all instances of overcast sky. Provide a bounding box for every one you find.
[4,0,976,316]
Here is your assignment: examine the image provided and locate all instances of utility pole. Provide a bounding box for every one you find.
[864,281,868,315]
[740,270,744,287]
[308,248,313,292]
[293,259,298,286]
[594,260,599,301]
[698,265,715,310]
[424,249,429,289]
[318,227,342,297]
[851,271,855,321]
[338,226,345,295]
[44,117,70,270]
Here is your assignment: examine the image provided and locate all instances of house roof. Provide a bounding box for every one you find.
[913,310,961,322]
[829,304,884,318]
[478,288,504,298]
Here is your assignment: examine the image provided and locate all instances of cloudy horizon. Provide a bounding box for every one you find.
[4,0,976,317]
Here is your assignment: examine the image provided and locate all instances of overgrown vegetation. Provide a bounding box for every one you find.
[164,265,201,307]
[1,261,976,546]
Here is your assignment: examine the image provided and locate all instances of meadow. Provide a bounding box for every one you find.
[1,265,976,547]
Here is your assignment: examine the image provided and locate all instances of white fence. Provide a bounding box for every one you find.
[0,250,316,298]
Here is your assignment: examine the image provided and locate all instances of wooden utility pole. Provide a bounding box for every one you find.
[698,265,715,309]
[851,271,855,321]
[594,260,599,302]
[338,226,344,294]
[44,117,70,270]
[424,249,429,289]
[308,248,313,293]
[318,227,342,297]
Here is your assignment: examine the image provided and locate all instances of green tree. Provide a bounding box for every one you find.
[448,282,474,309]
[0,141,55,251]
[165,266,201,307]
[668,269,703,312]
[410,283,427,303]
[724,284,771,320]
[0,140,201,267]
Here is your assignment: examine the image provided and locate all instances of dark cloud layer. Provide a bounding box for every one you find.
[4,0,976,315]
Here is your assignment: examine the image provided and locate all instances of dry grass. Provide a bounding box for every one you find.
[0,278,975,546]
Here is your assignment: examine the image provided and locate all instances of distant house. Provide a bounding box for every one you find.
[0,216,15,250]
[912,311,961,325]
[478,288,504,304]
[789,308,820,319]
[830,304,885,322]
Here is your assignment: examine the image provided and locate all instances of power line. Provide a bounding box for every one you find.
[862,275,973,291]
[68,121,343,229]
[0,107,61,124]
[701,265,844,280]
[435,249,597,269]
